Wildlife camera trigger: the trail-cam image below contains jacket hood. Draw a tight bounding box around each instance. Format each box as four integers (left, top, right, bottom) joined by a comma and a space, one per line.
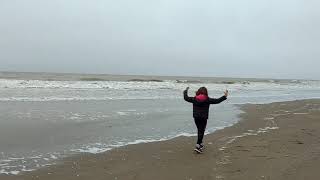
195, 94, 208, 102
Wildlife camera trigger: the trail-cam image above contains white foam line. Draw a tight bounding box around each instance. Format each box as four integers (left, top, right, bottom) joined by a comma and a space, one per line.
277, 109, 286, 112
223, 126, 279, 148
8, 157, 24, 160
116, 111, 129, 116
270, 113, 291, 117
226, 135, 246, 144
126, 110, 137, 112
0, 169, 20, 175
21, 168, 35, 172
1, 165, 18, 168
50, 155, 58, 160
293, 113, 309, 115
41, 163, 54, 167
71, 148, 112, 154
243, 132, 258, 136
29, 156, 42, 159
259, 127, 279, 131
71, 132, 199, 155
0, 160, 12, 163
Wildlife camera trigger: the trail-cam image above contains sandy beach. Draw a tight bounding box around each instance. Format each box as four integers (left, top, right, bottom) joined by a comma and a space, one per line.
2, 99, 320, 180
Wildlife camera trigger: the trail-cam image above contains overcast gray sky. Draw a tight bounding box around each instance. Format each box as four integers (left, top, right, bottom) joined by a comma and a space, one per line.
0, 0, 319, 79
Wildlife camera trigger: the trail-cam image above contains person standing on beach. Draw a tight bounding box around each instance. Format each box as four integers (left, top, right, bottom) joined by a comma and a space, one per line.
184, 87, 228, 153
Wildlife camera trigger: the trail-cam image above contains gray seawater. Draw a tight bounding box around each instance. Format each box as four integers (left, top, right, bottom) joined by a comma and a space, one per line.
0, 72, 320, 174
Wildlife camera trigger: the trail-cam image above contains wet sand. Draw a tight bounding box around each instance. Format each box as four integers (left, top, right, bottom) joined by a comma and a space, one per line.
2, 99, 320, 180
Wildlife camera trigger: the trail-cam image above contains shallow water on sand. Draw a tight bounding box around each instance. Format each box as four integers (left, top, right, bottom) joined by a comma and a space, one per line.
0, 100, 240, 174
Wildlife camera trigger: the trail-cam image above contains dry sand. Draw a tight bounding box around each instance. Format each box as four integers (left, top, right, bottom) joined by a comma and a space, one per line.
2, 99, 320, 180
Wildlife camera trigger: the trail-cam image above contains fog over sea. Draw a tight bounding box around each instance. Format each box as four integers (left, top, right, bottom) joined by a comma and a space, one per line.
1, 72, 320, 175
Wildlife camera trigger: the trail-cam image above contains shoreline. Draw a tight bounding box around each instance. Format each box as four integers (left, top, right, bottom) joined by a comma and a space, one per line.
2, 99, 320, 179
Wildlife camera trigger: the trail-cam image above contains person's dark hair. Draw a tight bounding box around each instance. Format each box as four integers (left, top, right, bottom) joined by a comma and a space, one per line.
196, 87, 208, 96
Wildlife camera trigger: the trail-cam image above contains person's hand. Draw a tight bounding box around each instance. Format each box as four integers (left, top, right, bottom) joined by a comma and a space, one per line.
224, 90, 229, 97
186, 87, 190, 91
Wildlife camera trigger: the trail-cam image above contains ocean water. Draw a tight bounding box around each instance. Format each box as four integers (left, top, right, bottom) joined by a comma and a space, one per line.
0, 72, 320, 175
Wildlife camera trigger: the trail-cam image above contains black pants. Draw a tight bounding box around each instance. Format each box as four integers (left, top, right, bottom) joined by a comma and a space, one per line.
194, 118, 208, 145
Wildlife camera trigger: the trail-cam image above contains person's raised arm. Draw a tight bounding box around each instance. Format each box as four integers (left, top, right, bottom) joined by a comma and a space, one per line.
183, 87, 194, 103
209, 90, 228, 104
